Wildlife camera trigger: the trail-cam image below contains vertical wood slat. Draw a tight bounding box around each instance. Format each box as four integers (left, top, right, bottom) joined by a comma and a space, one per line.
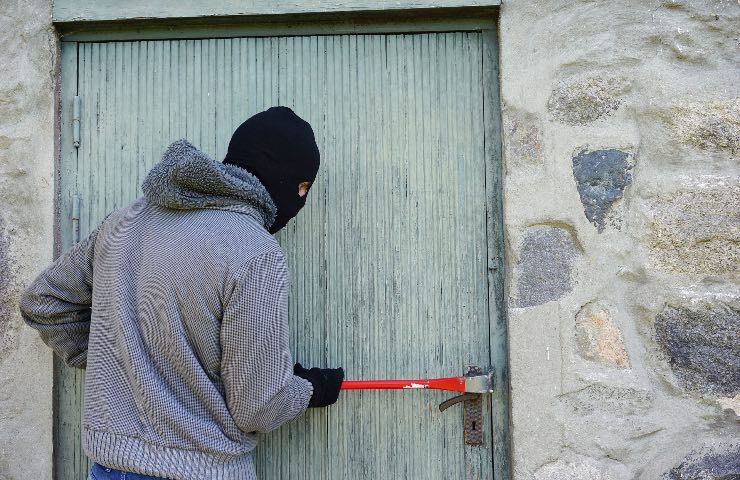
63, 29, 503, 480
482, 26, 511, 480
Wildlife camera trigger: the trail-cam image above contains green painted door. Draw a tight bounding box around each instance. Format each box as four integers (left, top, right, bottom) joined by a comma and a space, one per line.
58, 23, 507, 480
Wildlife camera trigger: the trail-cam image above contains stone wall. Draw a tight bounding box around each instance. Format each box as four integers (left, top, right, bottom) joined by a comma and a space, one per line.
499, 0, 739, 478
0, 0, 58, 478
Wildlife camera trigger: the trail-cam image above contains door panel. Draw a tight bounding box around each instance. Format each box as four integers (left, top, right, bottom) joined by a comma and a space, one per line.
60, 30, 500, 479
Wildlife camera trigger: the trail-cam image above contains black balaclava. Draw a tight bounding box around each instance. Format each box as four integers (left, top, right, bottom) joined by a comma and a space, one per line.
223, 106, 320, 233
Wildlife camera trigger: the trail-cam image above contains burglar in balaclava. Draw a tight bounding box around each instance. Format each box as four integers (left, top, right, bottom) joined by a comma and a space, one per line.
20, 106, 343, 480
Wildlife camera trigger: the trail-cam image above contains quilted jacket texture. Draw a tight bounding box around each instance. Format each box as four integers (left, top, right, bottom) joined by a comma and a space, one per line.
20, 139, 313, 480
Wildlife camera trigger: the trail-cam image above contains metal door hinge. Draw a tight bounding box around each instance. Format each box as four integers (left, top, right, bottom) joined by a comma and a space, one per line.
72, 96, 81, 148
71, 194, 80, 243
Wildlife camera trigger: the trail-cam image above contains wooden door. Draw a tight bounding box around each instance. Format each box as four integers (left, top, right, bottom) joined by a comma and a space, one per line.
58, 22, 507, 480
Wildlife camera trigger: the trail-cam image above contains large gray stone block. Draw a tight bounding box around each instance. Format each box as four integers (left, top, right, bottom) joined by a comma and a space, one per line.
645, 182, 739, 276
572, 148, 634, 232
666, 99, 739, 154
515, 226, 580, 308
663, 443, 740, 480
655, 302, 740, 396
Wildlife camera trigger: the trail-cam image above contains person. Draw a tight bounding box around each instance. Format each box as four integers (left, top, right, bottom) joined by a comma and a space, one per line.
19, 106, 344, 480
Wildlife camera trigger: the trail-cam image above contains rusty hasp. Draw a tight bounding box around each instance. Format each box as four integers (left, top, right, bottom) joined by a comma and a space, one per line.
463, 367, 495, 394
340, 366, 494, 394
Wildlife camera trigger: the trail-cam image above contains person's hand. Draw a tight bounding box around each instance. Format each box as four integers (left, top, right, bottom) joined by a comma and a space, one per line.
294, 363, 344, 408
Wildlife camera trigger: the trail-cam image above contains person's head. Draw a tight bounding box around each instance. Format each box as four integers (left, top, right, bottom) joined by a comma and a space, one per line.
223, 106, 320, 233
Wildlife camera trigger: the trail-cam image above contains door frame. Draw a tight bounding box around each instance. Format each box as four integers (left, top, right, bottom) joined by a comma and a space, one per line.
56, 11, 509, 480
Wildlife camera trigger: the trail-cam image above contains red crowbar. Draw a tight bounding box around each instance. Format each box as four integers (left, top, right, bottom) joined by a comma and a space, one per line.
341, 369, 494, 394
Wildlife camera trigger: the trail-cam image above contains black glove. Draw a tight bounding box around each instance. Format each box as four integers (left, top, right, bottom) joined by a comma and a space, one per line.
294, 363, 344, 408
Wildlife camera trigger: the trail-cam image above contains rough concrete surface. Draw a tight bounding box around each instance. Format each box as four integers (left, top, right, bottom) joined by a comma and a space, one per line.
534, 456, 615, 480
503, 105, 544, 169
560, 383, 653, 416
0, 215, 16, 358
0, 0, 57, 478
501, 0, 740, 478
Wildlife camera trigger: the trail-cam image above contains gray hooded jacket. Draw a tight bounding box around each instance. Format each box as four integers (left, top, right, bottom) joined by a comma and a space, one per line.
19, 139, 313, 480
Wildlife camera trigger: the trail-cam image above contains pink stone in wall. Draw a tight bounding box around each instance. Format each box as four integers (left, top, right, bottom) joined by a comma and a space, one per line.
575, 302, 630, 369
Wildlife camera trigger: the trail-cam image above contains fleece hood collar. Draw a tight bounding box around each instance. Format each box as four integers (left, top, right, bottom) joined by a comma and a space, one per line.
142, 139, 277, 229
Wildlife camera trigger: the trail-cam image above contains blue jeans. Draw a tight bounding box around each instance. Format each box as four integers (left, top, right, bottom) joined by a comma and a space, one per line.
87, 462, 169, 480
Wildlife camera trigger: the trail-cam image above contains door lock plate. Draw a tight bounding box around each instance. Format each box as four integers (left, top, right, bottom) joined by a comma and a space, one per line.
463, 393, 483, 445
463, 366, 484, 445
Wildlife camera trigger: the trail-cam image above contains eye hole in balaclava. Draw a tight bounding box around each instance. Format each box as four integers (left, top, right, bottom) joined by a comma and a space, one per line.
223, 106, 320, 233
298, 181, 312, 198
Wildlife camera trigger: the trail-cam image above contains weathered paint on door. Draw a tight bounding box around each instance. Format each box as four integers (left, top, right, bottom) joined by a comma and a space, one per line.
58, 27, 506, 480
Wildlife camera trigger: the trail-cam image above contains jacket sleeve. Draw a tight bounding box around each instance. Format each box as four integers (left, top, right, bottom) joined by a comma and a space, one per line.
18, 225, 101, 369
220, 249, 313, 434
